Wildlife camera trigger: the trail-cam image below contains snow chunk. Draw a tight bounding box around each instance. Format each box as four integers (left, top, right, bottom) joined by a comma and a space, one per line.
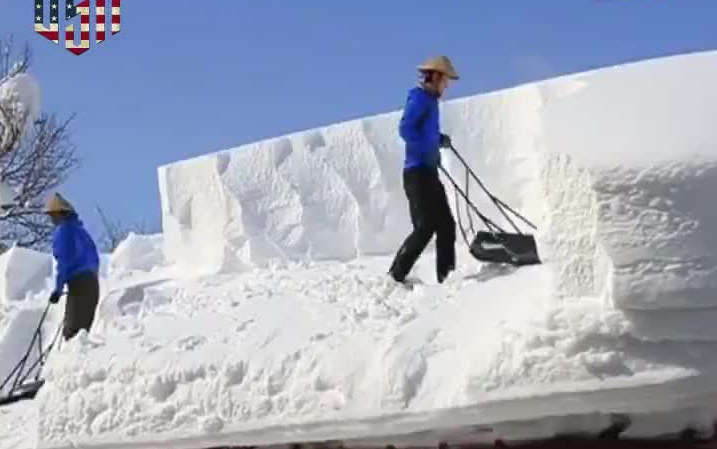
110, 233, 166, 273
0, 72, 41, 142
0, 246, 52, 302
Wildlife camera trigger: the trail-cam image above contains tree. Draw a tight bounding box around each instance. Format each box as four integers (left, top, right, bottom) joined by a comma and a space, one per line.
95, 205, 157, 253
0, 36, 80, 251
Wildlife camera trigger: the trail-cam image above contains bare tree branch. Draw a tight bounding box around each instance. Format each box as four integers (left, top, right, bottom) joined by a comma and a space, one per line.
0, 36, 80, 251
95, 205, 157, 253
0, 35, 31, 81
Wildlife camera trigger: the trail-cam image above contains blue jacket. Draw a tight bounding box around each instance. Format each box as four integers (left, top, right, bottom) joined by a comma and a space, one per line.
398, 86, 441, 169
52, 214, 100, 295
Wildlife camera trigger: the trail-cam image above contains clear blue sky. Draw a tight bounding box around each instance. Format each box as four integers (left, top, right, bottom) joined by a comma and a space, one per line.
1, 0, 715, 238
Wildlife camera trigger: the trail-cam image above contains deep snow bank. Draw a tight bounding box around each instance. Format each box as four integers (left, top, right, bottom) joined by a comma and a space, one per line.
159, 50, 717, 311
33, 258, 717, 449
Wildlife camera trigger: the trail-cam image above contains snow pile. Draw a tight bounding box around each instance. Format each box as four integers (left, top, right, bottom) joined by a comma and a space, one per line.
2, 50, 717, 449
0, 246, 52, 302
110, 232, 167, 274
0, 72, 41, 144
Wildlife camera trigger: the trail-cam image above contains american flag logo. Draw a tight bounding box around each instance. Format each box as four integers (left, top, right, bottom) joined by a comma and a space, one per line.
34, 0, 60, 44
34, 0, 121, 55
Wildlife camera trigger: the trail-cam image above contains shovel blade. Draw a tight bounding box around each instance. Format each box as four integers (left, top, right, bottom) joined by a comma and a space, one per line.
469, 231, 541, 266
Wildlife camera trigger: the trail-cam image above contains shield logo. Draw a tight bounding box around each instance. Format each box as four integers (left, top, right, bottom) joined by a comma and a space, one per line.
34, 0, 121, 56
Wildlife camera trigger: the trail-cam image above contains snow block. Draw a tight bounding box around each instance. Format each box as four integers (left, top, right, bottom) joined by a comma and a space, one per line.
0, 246, 52, 302
158, 50, 717, 312
158, 124, 409, 275
110, 232, 166, 273
0, 72, 42, 142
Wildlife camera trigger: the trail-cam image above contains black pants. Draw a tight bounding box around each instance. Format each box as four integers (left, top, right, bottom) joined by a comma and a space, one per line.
63, 270, 100, 341
389, 166, 456, 283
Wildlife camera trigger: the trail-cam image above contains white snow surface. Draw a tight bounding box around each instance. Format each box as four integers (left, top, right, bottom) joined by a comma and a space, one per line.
0, 246, 52, 302
0, 72, 41, 145
1, 50, 717, 449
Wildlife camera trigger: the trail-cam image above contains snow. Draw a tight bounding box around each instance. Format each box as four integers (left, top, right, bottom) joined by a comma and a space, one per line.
1, 50, 717, 449
0, 72, 41, 144
0, 246, 52, 302
109, 233, 167, 274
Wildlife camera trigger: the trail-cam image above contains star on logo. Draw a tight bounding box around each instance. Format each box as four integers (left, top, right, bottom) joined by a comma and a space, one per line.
67, 3, 72, 9
52, 3, 57, 8
36, 4, 41, 9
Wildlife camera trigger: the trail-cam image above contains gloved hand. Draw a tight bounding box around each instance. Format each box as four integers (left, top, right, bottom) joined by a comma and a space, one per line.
48, 291, 60, 304
439, 133, 452, 149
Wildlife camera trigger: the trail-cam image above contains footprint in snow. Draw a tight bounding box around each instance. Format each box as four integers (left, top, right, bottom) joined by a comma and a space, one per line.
310, 332, 330, 342
176, 335, 207, 352
235, 319, 255, 333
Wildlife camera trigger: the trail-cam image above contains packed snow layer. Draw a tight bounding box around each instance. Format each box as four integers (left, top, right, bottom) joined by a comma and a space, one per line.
33, 257, 717, 449
0, 72, 41, 143
0, 246, 52, 302
158, 50, 717, 313
109, 233, 167, 274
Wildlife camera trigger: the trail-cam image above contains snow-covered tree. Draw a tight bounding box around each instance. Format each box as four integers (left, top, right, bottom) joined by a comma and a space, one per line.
0, 36, 80, 251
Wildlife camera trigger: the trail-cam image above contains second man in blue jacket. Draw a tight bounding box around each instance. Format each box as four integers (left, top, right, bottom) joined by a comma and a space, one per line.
46, 193, 101, 341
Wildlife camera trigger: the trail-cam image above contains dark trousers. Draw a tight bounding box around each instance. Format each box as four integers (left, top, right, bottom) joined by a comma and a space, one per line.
63, 270, 100, 341
389, 166, 456, 283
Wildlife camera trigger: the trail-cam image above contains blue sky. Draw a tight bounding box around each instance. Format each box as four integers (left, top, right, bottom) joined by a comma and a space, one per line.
1, 0, 715, 238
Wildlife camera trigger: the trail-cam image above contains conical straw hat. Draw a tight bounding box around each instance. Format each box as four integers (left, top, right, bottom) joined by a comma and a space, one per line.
417, 55, 459, 80
45, 192, 75, 214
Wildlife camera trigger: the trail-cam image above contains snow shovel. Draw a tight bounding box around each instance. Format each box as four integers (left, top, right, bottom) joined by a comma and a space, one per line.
438, 144, 541, 267
0, 297, 63, 408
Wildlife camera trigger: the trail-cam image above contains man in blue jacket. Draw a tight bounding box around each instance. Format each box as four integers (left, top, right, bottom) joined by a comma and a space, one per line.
45, 193, 101, 341
389, 55, 459, 285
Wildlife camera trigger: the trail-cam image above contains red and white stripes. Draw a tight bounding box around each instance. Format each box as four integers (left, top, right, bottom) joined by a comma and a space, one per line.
65, 0, 90, 55
95, 0, 121, 44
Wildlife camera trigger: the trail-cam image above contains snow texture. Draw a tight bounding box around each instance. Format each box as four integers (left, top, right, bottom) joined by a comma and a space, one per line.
1, 50, 717, 449
109, 233, 167, 274
0, 72, 41, 146
0, 246, 52, 302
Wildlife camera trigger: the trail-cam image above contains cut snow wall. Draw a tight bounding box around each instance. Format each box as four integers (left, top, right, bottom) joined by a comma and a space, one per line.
0, 246, 52, 302
158, 50, 717, 310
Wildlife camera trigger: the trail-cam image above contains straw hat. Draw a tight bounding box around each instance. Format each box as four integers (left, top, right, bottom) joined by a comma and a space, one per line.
45, 193, 75, 214
417, 55, 459, 80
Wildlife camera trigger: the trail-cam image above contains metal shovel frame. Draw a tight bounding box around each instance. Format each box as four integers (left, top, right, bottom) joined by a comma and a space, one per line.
0, 299, 63, 407
439, 144, 541, 266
